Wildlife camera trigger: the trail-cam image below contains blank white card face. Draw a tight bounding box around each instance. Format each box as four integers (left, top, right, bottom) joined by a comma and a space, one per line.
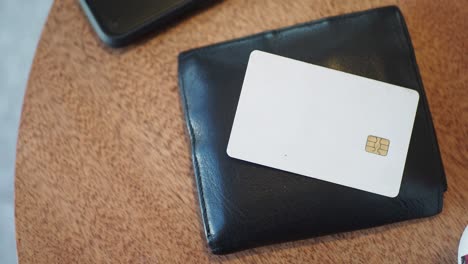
227, 50, 419, 197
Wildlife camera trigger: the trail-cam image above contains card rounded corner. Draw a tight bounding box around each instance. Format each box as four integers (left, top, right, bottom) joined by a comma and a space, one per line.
386, 189, 400, 198
409, 89, 420, 101
226, 146, 235, 158
249, 50, 262, 59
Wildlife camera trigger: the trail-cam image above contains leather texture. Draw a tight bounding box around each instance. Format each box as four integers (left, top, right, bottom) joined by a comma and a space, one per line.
178, 6, 446, 254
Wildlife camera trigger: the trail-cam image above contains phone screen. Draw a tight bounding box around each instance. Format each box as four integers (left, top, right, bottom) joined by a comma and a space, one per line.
86, 0, 191, 35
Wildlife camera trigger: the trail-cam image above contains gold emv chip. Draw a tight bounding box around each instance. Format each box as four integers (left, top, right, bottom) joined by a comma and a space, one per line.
365, 135, 390, 156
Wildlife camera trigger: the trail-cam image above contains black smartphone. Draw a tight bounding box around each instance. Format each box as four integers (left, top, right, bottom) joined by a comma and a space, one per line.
80, 0, 213, 47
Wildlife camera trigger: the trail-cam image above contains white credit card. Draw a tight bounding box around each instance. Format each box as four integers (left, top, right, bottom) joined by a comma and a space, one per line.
227, 50, 419, 197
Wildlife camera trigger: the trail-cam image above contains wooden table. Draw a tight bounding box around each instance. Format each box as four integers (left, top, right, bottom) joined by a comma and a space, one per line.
16, 0, 467, 263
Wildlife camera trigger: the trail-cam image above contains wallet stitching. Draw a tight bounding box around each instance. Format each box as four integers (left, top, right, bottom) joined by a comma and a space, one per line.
393, 11, 445, 212
178, 62, 213, 238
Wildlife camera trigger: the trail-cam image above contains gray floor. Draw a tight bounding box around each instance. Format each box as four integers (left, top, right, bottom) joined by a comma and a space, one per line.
0, 0, 53, 263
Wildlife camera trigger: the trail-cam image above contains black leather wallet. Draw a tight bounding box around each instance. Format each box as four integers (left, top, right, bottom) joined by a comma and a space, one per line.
178, 6, 446, 254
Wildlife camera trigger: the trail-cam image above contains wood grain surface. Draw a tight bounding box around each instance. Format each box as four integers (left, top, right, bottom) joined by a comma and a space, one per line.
16, 0, 467, 263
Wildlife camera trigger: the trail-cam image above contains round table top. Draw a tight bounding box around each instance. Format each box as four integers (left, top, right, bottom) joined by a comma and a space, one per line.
16, 0, 467, 263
